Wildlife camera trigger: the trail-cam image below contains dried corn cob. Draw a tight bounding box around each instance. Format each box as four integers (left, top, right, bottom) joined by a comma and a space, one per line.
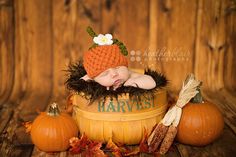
147, 74, 201, 154
147, 123, 168, 152
159, 125, 177, 154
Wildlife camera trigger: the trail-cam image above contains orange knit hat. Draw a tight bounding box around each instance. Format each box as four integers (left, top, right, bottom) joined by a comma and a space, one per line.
83, 45, 128, 78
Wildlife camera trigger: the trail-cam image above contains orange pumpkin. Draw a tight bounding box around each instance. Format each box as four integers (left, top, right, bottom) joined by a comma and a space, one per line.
30, 103, 78, 152
176, 101, 224, 146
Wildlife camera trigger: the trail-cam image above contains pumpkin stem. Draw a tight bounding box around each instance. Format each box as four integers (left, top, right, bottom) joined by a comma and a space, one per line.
190, 82, 203, 103
47, 102, 60, 116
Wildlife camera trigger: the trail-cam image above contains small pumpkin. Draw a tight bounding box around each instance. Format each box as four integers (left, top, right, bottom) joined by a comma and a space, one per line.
30, 103, 78, 152
176, 89, 224, 146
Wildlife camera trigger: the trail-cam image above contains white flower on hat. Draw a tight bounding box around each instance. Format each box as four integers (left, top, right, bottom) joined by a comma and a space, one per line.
93, 34, 113, 46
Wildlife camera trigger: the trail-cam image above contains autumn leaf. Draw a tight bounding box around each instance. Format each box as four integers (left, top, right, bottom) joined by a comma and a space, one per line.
105, 139, 141, 156
22, 121, 32, 133
118, 145, 129, 154
69, 137, 82, 154
69, 134, 107, 156
69, 132, 159, 156
69, 133, 90, 154
124, 146, 140, 156
80, 133, 90, 148
82, 141, 107, 157
106, 138, 122, 157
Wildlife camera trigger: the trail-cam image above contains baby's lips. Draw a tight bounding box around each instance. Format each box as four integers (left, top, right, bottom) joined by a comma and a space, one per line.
113, 79, 120, 85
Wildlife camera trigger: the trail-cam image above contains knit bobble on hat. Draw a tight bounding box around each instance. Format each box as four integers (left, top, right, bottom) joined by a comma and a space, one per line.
83, 45, 128, 78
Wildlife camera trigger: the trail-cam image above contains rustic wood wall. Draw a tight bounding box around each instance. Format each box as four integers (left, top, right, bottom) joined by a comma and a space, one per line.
0, 0, 236, 156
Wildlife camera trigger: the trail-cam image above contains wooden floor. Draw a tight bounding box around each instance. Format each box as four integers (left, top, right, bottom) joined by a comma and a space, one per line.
1, 88, 236, 157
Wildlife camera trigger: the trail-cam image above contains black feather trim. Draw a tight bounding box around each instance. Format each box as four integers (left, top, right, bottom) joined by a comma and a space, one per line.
65, 61, 168, 102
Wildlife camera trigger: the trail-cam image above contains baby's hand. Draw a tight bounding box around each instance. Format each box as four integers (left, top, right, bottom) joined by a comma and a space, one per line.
123, 74, 156, 89
80, 74, 92, 81
123, 78, 138, 88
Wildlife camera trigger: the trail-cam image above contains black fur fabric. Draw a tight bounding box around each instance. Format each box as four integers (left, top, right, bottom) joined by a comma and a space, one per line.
65, 61, 168, 102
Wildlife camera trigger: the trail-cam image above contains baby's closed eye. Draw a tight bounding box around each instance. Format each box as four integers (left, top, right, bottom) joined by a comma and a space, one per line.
99, 71, 109, 77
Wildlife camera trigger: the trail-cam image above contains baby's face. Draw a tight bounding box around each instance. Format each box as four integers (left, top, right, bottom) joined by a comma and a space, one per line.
94, 66, 130, 90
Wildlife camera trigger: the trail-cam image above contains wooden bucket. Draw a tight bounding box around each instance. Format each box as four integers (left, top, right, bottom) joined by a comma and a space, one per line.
72, 89, 167, 145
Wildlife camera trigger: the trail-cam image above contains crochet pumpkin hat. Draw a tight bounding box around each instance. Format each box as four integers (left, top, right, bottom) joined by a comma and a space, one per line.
83, 27, 128, 78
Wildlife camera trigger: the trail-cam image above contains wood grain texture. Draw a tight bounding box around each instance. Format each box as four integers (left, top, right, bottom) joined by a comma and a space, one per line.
155, 0, 197, 91
177, 125, 236, 157
0, 0, 12, 6
0, 3, 14, 106
74, 0, 101, 61
12, 0, 53, 121
111, 0, 149, 69
203, 89, 236, 135
101, 0, 118, 33
194, 0, 229, 91
52, 0, 78, 101
0, 0, 53, 156
224, 0, 236, 91
148, 0, 160, 70
0, 104, 13, 134
0, 102, 34, 156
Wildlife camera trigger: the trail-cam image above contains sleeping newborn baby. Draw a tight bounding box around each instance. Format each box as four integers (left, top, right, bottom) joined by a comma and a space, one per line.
81, 65, 156, 90
80, 31, 156, 90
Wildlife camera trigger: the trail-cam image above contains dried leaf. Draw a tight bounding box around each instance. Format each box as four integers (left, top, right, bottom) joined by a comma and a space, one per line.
69, 134, 89, 154
105, 139, 140, 156
124, 146, 140, 156
115, 143, 129, 154
22, 121, 32, 133
69, 137, 80, 147
69, 134, 107, 156
106, 138, 122, 157
83, 141, 107, 157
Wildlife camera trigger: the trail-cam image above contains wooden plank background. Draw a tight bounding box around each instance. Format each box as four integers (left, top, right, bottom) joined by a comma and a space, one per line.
0, 0, 236, 156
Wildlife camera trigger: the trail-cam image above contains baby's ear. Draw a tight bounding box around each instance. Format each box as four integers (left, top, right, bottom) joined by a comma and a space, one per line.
80, 74, 92, 81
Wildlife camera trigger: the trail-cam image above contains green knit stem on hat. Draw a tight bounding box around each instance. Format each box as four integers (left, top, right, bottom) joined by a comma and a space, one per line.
89, 43, 98, 50
87, 26, 97, 37
113, 39, 128, 56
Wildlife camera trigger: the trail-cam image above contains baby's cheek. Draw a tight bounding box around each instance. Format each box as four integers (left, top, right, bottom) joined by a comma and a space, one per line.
120, 73, 129, 81
118, 68, 129, 80
96, 78, 113, 87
